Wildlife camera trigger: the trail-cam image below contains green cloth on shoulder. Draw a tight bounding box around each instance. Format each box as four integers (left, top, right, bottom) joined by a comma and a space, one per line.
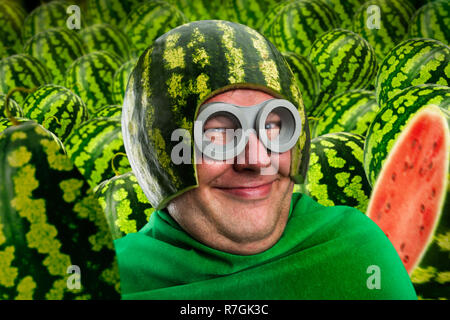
114, 193, 417, 300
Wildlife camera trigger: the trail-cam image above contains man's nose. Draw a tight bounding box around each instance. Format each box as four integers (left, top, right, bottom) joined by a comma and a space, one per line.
234, 131, 272, 171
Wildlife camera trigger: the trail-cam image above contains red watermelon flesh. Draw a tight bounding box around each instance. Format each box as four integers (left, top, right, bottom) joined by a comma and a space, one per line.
367, 106, 449, 274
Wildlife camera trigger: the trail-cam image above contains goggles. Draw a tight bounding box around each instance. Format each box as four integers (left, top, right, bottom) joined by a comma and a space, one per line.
194, 99, 302, 161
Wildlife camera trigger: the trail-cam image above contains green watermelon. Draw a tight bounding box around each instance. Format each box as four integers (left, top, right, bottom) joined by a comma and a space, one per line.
365, 104, 449, 299
0, 94, 23, 118
375, 38, 450, 111
65, 117, 131, 189
168, 0, 223, 20
408, 0, 450, 45
0, 121, 120, 299
308, 29, 378, 117
364, 84, 450, 187
282, 51, 321, 115
86, 0, 139, 27
352, 0, 416, 62
222, 0, 280, 30
112, 58, 137, 105
22, 1, 76, 41
312, 90, 379, 138
94, 171, 154, 240
322, 0, 366, 29
299, 132, 371, 213
92, 105, 122, 119
64, 50, 124, 114
21, 84, 88, 142
0, 54, 51, 105
0, 117, 32, 133
123, 20, 310, 210
125, 0, 188, 58
23, 27, 86, 86
80, 23, 131, 60
0, 1, 26, 58
260, 0, 339, 57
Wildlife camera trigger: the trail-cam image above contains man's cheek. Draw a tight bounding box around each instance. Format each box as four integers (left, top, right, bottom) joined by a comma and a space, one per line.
260, 152, 290, 176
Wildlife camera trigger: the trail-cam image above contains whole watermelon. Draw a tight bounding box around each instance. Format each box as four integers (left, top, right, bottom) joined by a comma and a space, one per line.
94, 171, 154, 240
352, 0, 416, 62
21, 84, 88, 142
260, 0, 339, 57
375, 38, 450, 111
408, 0, 450, 45
125, 0, 188, 58
301, 132, 372, 213
80, 23, 131, 60
64, 50, 124, 114
308, 29, 378, 116
65, 117, 131, 189
23, 27, 86, 86
312, 90, 379, 138
0, 54, 51, 105
0, 121, 120, 299
0, 1, 26, 58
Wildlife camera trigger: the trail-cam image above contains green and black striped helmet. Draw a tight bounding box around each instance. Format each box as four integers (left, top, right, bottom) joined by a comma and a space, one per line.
122, 20, 310, 210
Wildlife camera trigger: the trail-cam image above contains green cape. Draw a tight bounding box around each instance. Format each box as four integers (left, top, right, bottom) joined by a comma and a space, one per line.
114, 193, 417, 300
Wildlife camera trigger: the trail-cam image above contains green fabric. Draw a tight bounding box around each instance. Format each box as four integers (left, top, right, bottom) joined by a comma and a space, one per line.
114, 193, 417, 300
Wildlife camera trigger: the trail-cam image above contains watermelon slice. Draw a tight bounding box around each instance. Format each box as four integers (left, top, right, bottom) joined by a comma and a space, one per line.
366, 105, 449, 299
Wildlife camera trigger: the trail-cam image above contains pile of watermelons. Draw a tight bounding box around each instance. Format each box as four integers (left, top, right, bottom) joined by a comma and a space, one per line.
0, 0, 448, 300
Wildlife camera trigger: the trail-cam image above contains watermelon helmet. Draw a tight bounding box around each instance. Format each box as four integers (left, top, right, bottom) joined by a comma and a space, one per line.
122, 20, 310, 210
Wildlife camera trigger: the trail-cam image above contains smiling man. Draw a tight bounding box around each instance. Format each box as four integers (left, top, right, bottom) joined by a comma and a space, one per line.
116, 20, 416, 300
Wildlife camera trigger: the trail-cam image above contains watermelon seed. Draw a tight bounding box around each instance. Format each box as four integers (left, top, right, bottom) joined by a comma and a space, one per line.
428, 161, 433, 169
400, 243, 405, 252
431, 188, 436, 198
433, 141, 437, 149
403, 255, 409, 263
420, 204, 425, 213
403, 162, 409, 171
419, 225, 425, 234
411, 139, 417, 148
391, 173, 396, 181
385, 202, 391, 212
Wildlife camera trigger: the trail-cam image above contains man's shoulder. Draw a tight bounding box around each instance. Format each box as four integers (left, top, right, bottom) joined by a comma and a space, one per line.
287, 193, 417, 299
290, 193, 387, 243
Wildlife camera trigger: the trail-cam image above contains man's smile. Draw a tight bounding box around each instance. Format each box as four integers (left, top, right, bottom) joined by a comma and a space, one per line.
214, 179, 277, 200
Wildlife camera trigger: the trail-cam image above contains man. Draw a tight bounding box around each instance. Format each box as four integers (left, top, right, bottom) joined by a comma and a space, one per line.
116, 20, 416, 299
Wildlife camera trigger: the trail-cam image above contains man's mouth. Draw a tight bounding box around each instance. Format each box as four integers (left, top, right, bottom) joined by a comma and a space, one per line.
215, 181, 275, 199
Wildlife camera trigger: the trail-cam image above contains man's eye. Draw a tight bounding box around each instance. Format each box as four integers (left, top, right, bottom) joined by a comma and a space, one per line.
265, 122, 281, 140
204, 128, 232, 145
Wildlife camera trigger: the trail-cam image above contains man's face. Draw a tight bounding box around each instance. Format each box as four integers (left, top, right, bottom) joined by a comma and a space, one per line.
167, 89, 294, 255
